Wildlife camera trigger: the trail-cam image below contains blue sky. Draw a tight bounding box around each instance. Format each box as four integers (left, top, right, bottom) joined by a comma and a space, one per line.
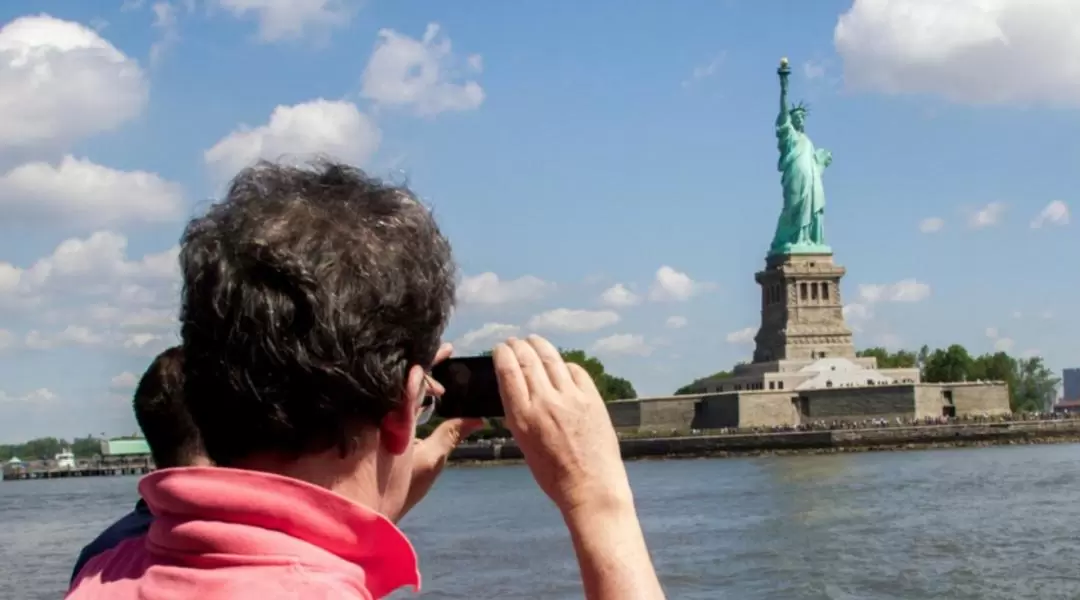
0, 0, 1076, 442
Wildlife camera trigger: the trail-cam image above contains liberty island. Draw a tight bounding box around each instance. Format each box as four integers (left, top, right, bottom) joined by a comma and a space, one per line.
602, 57, 1011, 432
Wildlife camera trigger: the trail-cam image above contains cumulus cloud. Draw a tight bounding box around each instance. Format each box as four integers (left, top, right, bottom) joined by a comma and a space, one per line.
110, 371, 139, 390
0, 15, 148, 151
361, 23, 484, 116
456, 322, 518, 350
968, 202, 1006, 229
599, 283, 640, 308
528, 309, 619, 333
214, 0, 355, 42
985, 326, 1015, 352
590, 333, 652, 357
0, 387, 58, 405
204, 99, 381, 179
919, 217, 944, 233
457, 272, 553, 306
648, 266, 710, 302
665, 316, 688, 329
24, 326, 105, 349
0, 156, 184, 226
857, 279, 931, 304
682, 53, 724, 88
725, 327, 756, 345
835, 0, 1080, 106
1030, 200, 1070, 228
0, 231, 180, 357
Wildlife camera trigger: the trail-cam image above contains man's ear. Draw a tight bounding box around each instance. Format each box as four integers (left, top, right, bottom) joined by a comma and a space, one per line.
380, 364, 424, 455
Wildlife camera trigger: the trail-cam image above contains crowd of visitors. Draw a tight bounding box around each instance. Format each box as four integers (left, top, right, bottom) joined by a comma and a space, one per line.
662, 411, 1078, 437
65, 161, 667, 600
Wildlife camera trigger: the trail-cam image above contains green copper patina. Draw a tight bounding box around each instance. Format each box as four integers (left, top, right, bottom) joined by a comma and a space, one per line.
769, 57, 832, 256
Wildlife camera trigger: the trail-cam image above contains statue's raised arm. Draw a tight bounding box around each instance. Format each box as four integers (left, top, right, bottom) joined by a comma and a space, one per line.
777, 57, 791, 127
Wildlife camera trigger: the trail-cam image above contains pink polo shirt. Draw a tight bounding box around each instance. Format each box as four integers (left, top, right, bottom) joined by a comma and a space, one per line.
66, 467, 421, 599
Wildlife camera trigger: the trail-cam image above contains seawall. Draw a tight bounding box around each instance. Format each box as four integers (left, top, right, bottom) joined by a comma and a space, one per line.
448, 420, 1080, 463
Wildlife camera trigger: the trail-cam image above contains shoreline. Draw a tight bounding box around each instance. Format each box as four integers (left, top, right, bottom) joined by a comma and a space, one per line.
448, 419, 1080, 466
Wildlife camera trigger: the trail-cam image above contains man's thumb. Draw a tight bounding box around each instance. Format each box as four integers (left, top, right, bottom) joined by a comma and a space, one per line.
430, 418, 484, 449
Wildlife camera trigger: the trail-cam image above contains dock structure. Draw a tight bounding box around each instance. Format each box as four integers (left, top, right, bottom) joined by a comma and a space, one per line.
2, 437, 155, 482
2, 464, 151, 481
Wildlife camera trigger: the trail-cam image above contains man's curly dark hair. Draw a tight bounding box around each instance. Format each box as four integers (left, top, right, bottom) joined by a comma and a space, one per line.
179, 160, 456, 465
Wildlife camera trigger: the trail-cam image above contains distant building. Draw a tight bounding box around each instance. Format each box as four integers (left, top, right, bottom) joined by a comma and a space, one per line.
100, 438, 153, 468
1054, 400, 1080, 415
1063, 368, 1080, 402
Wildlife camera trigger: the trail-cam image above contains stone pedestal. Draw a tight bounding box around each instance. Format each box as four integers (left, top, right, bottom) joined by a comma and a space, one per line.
752, 253, 854, 363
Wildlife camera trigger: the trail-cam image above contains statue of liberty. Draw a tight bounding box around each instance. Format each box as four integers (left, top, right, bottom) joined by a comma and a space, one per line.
770, 57, 832, 256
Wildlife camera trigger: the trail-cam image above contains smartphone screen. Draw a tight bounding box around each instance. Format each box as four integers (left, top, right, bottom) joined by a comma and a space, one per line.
431, 356, 505, 418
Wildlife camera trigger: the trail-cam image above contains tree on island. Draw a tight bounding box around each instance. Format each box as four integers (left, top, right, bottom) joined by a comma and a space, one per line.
0, 435, 106, 462
675, 345, 1060, 414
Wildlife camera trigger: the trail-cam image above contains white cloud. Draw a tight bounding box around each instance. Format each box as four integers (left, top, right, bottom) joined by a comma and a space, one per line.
0, 232, 179, 319
648, 266, 709, 302
590, 333, 652, 357
1031, 200, 1070, 228
457, 272, 553, 306
843, 303, 872, 332
857, 279, 931, 304
834, 0, 1080, 106
876, 333, 904, 349
88, 305, 176, 329
122, 331, 174, 356
725, 327, 756, 345
0, 156, 184, 226
599, 283, 640, 308
0, 329, 14, 350
968, 202, 1005, 229
984, 326, 1015, 352
25, 326, 105, 349
204, 99, 381, 179
361, 23, 484, 117
994, 337, 1015, 352
214, 0, 354, 42
149, 1, 181, 63
110, 371, 139, 390
682, 53, 725, 88
457, 322, 519, 350
919, 217, 944, 233
665, 316, 688, 329
803, 60, 826, 80
527, 309, 619, 333
0, 15, 147, 151
0, 388, 58, 404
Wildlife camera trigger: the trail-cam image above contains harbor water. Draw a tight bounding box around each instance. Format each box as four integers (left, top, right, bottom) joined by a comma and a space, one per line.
2, 444, 1079, 599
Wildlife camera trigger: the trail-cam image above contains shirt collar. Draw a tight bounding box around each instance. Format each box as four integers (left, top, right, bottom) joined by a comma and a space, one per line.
139, 466, 420, 597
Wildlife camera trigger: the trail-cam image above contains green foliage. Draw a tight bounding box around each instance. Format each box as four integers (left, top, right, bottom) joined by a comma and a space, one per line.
558, 349, 637, 401
859, 345, 1060, 413
675, 344, 1061, 413
856, 347, 917, 368
0, 435, 105, 462
675, 370, 732, 395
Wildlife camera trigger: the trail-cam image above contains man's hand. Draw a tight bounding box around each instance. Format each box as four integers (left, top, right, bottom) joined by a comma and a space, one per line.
396, 342, 483, 522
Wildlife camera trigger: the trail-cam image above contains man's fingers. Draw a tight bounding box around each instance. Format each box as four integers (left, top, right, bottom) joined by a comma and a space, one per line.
567, 363, 600, 396
425, 417, 484, 452
494, 342, 531, 423
433, 342, 453, 366
526, 335, 574, 391
508, 337, 554, 399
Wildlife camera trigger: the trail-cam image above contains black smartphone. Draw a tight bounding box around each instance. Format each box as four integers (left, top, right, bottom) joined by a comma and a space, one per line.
431, 355, 504, 418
